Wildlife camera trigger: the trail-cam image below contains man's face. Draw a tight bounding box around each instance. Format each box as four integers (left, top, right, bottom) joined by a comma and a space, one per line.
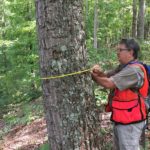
116, 44, 134, 64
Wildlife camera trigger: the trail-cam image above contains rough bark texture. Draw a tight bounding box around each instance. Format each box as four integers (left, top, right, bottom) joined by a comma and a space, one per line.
137, 0, 145, 40
35, 0, 101, 150
132, 0, 137, 38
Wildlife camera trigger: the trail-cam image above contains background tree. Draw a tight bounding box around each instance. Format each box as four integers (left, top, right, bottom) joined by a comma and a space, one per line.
144, 0, 150, 39
137, 0, 145, 40
132, 0, 138, 38
93, 0, 98, 49
35, 0, 101, 149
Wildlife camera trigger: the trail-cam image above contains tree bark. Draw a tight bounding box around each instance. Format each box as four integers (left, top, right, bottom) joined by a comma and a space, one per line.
132, 0, 137, 38
137, 0, 145, 40
35, 0, 101, 150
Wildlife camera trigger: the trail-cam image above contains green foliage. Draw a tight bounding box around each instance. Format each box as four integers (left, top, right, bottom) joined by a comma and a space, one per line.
0, 97, 44, 139
140, 41, 150, 62
0, 0, 149, 112
0, 0, 41, 107
85, 0, 141, 68
87, 44, 117, 67
38, 143, 50, 150
95, 88, 108, 106
4, 98, 43, 125
85, 0, 134, 50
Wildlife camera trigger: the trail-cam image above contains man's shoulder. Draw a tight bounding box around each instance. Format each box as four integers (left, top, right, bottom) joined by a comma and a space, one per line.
127, 64, 144, 75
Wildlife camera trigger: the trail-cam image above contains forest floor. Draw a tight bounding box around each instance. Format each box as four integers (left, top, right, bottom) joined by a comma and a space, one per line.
0, 98, 150, 150
0, 113, 112, 150
0, 118, 47, 150
0, 97, 48, 150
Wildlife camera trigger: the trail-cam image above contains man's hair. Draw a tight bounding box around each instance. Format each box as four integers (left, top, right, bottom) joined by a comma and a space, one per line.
119, 38, 140, 59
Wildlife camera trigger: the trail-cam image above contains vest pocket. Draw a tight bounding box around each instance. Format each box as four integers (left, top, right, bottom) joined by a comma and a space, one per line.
111, 100, 142, 124
112, 99, 138, 110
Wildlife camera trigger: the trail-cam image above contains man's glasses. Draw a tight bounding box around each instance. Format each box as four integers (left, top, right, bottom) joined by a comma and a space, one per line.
116, 48, 129, 52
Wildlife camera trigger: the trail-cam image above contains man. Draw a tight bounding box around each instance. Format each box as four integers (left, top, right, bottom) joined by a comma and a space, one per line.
91, 39, 148, 150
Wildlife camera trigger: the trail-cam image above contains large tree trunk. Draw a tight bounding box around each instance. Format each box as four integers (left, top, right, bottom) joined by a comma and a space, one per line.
35, 0, 101, 150
137, 0, 145, 40
132, 0, 137, 38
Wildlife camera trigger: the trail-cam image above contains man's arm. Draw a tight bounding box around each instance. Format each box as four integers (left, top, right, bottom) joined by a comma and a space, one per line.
91, 72, 116, 89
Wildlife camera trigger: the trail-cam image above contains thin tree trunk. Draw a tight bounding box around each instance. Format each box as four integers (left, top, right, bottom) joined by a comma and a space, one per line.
144, 0, 150, 39
84, 0, 88, 38
1, 0, 7, 74
132, 0, 137, 38
1, 44, 7, 74
137, 0, 145, 40
85, 0, 88, 28
94, 0, 98, 49
35, 0, 101, 149
144, 21, 150, 39
144, 15, 150, 40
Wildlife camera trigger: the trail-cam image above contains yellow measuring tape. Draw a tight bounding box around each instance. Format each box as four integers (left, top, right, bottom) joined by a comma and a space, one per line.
41, 68, 91, 80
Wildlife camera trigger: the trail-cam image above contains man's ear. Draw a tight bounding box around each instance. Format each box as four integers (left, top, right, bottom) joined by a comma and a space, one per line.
130, 49, 134, 57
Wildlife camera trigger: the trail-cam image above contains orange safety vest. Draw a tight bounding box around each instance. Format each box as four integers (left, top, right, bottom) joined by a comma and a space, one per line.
105, 63, 149, 124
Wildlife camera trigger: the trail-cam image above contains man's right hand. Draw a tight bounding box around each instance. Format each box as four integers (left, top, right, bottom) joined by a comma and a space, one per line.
91, 64, 101, 73
91, 65, 106, 77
